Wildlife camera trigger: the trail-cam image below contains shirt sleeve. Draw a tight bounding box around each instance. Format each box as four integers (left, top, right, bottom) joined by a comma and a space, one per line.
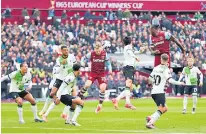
64, 75, 75, 85
164, 68, 172, 80
165, 32, 172, 40
71, 54, 77, 63
8, 71, 17, 80
126, 46, 136, 58
149, 35, 152, 45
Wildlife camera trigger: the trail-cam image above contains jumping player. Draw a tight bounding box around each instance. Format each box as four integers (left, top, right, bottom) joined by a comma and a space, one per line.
179, 56, 203, 114
112, 36, 139, 110
149, 21, 186, 67
146, 54, 185, 129
79, 42, 112, 113
1, 63, 43, 124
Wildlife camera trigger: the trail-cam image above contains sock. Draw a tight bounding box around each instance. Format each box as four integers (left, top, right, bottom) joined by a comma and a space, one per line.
31, 104, 38, 119
17, 105, 24, 121
183, 95, 188, 110
99, 91, 105, 104
192, 95, 197, 109
125, 87, 131, 104
67, 108, 75, 122
44, 102, 56, 116
72, 105, 83, 122
79, 87, 87, 96
149, 110, 162, 124
63, 105, 70, 115
41, 97, 53, 113
116, 90, 126, 101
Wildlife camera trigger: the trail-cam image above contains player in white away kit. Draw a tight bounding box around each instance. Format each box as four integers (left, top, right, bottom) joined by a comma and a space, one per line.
146, 54, 185, 129
1, 63, 43, 124
42, 46, 76, 121
55, 64, 84, 126
179, 56, 203, 114
39, 64, 58, 116
112, 36, 139, 110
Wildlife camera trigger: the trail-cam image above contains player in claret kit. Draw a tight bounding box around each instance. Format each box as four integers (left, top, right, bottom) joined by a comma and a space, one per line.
149, 21, 186, 67
179, 56, 203, 114
1, 63, 43, 124
146, 54, 185, 129
79, 41, 112, 113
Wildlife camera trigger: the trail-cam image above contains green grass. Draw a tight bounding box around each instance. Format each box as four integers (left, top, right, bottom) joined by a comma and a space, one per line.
1, 98, 206, 133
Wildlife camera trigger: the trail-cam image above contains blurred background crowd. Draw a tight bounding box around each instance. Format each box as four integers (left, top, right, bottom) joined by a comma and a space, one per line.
1, 8, 206, 98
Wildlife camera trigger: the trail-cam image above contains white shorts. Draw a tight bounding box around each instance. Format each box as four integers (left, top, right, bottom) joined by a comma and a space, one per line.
49, 78, 56, 89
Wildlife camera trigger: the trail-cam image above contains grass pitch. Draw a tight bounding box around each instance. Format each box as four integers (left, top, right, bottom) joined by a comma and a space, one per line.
1, 98, 206, 133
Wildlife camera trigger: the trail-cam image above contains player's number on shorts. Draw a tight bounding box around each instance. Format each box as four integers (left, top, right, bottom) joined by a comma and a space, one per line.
153, 75, 161, 86
193, 88, 197, 93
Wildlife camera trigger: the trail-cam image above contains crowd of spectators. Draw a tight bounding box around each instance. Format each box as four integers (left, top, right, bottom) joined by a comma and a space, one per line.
1, 10, 206, 97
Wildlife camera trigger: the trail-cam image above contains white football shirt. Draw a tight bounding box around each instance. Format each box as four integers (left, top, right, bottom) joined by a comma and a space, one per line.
55, 54, 76, 80
123, 44, 137, 67
56, 72, 77, 99
150, 64, 172, 94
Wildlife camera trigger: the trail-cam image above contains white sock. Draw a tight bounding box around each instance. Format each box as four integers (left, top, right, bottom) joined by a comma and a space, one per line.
41, 97, 53, 113
116, 90, 126, 101
125, 89, 131, 104
17, 106, 24, 121
72, 105, 83, 122
44, 102, 56, 116
149, 110, 162, 124
67, 108, 74, 122
183, 95, 188, 110
63, 105, 70, 115
31, 105, 38, 119
192, 95, 197, 109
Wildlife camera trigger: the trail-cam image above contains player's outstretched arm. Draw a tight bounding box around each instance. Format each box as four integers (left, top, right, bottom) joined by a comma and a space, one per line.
1, 75, 9, 82
170, 35, 186, 53
1, 71, 16, 82
168, 78, 185, 86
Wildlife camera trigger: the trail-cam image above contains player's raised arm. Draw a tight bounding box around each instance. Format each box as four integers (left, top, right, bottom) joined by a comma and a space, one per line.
80, 52, 91, 67
169, 34, 186, 53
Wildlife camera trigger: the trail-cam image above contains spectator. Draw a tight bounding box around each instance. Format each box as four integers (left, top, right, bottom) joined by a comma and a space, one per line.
3, 7, 11, 18
61, 10, 67, 19
84, 9, 91, 20
48, 7, 55, 18
33, 8, 41, 19
21, 7, 29, 18
123, 9, 132, 19
117, 8, 123, 20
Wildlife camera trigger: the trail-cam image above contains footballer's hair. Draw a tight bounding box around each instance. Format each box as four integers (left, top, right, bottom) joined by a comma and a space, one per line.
73, 64, 81, 71
187, 56, 194, 60
123, 36, 131, 46
161, 53, 169, 61
20, 62, 27, 68
61, 45, 67, 50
